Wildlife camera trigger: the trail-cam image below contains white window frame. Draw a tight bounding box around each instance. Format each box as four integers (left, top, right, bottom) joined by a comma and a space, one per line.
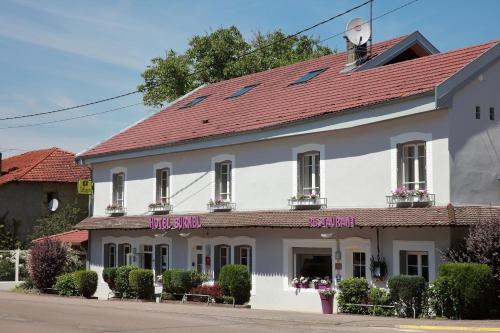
160, 244, 169, 273
292, 144, 326, 198
108, 243, 116, 268
352, 251, 367, 278
122, 243, 131, 266
340, 237, 372, 282
219, 245, 230, 268
390, 133, 432, 192
393, 240, 436, 282
400, 141, 426, 190
406, 251, 429, 280
240, 246, 250, 267
109, 167, 127, 208
152, 162, 173, 205
215, 161, 232, 201
211, 154, 235, 202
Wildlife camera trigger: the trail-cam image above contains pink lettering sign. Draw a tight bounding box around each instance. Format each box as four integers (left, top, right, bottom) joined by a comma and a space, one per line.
149, 216, 202, 230
308, 216, 356, 228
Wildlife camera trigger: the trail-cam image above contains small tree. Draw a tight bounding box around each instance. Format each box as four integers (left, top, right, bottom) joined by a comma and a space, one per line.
30, 203, 86, 240
442, 217, 500, 298
0, 212, 22, 249
28, 239, 67, 290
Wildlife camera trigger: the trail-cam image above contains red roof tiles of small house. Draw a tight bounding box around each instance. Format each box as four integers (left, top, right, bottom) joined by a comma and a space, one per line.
0, 148, 91, 186
79, 34, 499, 158
32, 230, 88, 244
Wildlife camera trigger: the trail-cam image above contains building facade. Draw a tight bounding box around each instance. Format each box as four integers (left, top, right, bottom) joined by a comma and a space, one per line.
76, 32, 500, 313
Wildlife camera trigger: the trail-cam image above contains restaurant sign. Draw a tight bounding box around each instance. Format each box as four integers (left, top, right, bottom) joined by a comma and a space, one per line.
150, 216, 202, 230
308, 216, 356, 228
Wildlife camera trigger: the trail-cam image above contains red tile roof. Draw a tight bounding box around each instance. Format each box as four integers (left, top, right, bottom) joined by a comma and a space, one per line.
80, 35, 499, 159
0, 148, 91, 186
32, 230, 88, 244
74, 205, 500, 230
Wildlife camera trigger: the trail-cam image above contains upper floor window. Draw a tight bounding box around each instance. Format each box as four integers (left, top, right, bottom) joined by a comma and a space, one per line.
112, 172, 125, 207
215, 161, 232, 201
297, 151, 320, 195
398, 142, 426, 190
155, 168, 170, 204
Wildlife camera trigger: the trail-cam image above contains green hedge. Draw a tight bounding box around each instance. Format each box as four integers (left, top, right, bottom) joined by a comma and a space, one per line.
129, 269, 154, 300
73, 271, 98, 298
434, 263, 495, 319
102, 267, 118, 291
115, 266, 139, 298
162, 269, 205, 294
337, 278, 369, 314
388, 275, 426, 318
54, 272, 78, 296
368, 287, 393, 316
218, 265, 251, 305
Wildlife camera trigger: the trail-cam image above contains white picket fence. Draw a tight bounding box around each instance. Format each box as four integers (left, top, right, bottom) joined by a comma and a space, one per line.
0, 249, 27, 290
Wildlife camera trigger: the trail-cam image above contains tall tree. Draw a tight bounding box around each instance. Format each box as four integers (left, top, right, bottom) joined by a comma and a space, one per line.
138, 26, 333, 107
30, 203, 86, 240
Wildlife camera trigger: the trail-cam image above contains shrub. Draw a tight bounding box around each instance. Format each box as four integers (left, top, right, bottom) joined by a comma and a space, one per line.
73, 271, 98, 298
129, 269, 154, 300
54, 273, 78, 296
337, 278, 369, 314
388, 275, 426, 318
115, 265, 139, 298
218, 265, 251, 305
28, 239, 67, 290
102, 267, 118, 291
0, 255, 15, 281
162, 269, 205, 294
434, 263, 495, 319
368, 287, 393, 316
223, 295, 235, 304
190, 284, 224, 303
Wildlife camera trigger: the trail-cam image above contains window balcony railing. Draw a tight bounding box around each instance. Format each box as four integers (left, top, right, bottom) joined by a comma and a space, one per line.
148, 202, 173, 214
207, 200, 236, 212
386, 193, 435, 208
105, 205, 126, 216
288, 196, 327, 210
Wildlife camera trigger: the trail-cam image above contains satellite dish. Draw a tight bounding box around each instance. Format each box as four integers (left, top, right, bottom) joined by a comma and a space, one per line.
346, 18, 371, 46
48, 198, 59, 212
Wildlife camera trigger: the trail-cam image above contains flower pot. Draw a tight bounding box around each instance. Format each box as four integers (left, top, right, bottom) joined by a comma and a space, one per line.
300, 282, 309, 288
396, 201, 412, 208
317, 284, 330, 290
320, 294, 334, 314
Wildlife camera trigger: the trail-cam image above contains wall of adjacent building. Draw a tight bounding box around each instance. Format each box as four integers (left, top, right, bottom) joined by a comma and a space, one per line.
449, 60, 500, 206
91, 107, 450, 216
89, 226, 451, 313
0, 181, 88, 244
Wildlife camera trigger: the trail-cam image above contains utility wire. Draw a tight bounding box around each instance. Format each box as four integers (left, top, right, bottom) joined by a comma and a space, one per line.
2, 1, 370, 122
320, 0, 420, 44
0, 91, 139, 121
0, 102, 144, 130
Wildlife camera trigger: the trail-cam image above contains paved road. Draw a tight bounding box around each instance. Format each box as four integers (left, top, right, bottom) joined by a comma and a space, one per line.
1, 292, 500, 333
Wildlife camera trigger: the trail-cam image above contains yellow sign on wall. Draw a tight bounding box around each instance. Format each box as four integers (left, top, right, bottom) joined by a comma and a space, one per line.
77, 180, 93, 195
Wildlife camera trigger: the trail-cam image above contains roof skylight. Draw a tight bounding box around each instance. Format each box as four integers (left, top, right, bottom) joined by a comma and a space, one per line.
291, 68, 327, 85
180, 95, 208, 108
228, 84, 258, 98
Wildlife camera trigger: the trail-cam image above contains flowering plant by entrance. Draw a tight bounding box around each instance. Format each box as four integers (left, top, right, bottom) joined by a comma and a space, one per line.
292, 276, 310, 288
318, 288, 336, 296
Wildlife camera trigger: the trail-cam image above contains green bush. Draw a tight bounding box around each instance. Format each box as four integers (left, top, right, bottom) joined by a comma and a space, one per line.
434, 263, 495, 319
337, 278, 369, 314
388, 275, 426, 318
115, 265, 139, 298
162, 269, 205, 294
129, 269, 154, 300
73, 271, 98, 298
368, 287, 393, 316
102, 267, 118, 291
218, 265, 251, 305
54, 273, 78, 296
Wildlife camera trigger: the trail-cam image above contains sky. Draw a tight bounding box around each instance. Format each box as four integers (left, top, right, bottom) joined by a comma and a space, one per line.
1, 0, 499, 158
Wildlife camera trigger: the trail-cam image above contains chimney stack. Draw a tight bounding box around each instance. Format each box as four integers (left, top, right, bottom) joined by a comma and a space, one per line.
345, 36, 367, 67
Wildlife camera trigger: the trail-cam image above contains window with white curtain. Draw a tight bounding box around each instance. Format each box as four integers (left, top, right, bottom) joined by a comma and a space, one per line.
155, 168, 170, 204
112, 172, 125, 207
297, 151, 320, 195
215, 161, 232, 200
398, 142, 426, 190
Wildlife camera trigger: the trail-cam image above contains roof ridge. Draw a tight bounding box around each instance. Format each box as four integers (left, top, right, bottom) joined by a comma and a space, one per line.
17, 147, 58, 181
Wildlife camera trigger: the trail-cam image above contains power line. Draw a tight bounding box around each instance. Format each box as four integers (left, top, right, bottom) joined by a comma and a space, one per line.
2, 1, 370, 122
320, 0, 420, 44
0, 91, 139, 122
0, 102, 144, 130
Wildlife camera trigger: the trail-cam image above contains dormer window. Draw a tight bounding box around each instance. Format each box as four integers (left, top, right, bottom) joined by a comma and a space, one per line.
180, 95, 208, 109
291, 68, 327, 85
228, 84, 257, 98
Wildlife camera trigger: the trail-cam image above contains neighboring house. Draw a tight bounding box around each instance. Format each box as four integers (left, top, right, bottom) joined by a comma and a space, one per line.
0, 148, 91, 243
75, 31, 500, 313
32, 230, 88, 251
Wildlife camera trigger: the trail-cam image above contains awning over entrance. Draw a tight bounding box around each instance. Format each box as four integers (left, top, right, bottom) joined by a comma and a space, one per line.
74, 204, 499, 230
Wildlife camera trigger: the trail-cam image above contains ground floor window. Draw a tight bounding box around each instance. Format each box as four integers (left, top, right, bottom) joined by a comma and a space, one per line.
235, 245, 252, 273
293, 247, 332, 279
352, 252, 366, 278
118, 243, 131, 266
104, 243, 116, 268
400, 250, 429, 281
155, 244, 169, 276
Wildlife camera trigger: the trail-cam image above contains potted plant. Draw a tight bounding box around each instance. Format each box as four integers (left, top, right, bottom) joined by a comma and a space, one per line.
318, 288, 336, 314
391, 187, 412, 208
148, 202, 172, 214
411, 188, 430, 207
291, 277, 300, 288
288, 193, 326, 210
105, 204, 125, 215
207, 198, 234, 212
313, 277, 331, 289
299, 276, 310, 288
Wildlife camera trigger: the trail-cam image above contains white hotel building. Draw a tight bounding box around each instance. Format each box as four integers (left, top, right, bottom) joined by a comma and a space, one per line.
76, 32, 500, 313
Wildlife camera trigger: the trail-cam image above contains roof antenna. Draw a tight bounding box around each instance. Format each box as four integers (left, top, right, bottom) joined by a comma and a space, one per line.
369, 0, 373, 58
